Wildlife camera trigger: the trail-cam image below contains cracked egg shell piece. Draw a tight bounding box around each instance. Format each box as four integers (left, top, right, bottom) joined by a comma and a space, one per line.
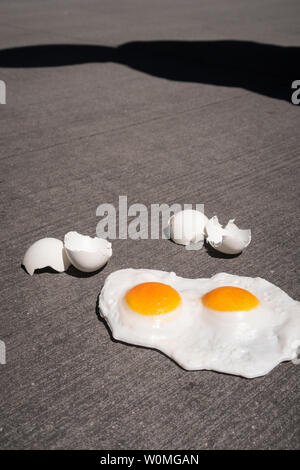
99, 269, 300, 378
206, 216, 251, 255
23, 237, 71, 275
64, 231, 112, 273
169, 209, 208, 246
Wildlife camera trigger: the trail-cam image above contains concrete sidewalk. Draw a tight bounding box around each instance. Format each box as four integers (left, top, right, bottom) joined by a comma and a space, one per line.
0, 0, 299, 449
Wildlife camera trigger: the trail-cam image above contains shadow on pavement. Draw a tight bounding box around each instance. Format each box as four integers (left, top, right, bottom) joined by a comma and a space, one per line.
0, 40, 299, 101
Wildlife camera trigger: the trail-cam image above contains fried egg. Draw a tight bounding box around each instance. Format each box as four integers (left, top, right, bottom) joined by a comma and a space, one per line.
99, 269, 300, 378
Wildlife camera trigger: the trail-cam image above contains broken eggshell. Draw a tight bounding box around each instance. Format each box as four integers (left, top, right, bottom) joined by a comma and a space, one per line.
169, 209, 208, 246
205, 216, 251, 255
64, 231, 112, 273
23, 238, 71, 275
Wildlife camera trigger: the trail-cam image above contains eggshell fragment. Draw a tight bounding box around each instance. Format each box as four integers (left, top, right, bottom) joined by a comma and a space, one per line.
169, 209, 208, 246
23, 238, 71, 275
64, 231, 112, 273
206, 216, 251, 255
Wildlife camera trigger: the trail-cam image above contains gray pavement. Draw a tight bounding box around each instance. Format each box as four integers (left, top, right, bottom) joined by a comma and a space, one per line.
0, 0, 299, 450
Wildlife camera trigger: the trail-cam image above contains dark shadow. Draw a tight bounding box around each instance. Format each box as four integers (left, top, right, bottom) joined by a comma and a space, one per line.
0, 44, 113, 67
204, 240, 242, 259
21, 262, 107, 277
21, 264, 58, 275
0, 40, 299, 101
65, 263, 107, 278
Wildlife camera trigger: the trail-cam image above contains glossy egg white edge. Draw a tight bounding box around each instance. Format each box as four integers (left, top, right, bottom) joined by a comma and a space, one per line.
23, 238, 71, 275
64, 231, 112, 273
99, 269, 300, 378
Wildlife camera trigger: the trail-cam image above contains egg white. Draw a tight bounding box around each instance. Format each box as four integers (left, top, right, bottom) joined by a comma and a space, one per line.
99, 269, 300, 378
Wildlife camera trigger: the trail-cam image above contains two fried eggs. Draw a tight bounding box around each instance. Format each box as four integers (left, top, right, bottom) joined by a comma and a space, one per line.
99, 269, 300, 378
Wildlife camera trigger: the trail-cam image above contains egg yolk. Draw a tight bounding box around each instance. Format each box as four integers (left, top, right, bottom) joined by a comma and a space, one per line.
125, 282, 181, 316
202, 286, 259, 312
